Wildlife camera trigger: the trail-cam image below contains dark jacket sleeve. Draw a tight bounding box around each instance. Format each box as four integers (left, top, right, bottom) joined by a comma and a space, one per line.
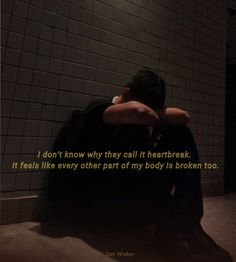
83, 99, 113, 126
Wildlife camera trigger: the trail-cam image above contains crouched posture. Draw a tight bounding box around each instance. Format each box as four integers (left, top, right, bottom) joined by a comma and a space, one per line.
82, 101, 203, 225
49, 70, 232, 262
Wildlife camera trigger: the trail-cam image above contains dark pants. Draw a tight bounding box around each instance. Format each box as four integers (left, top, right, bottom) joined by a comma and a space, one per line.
159, 125, 203, 225
106, 124, 204, 225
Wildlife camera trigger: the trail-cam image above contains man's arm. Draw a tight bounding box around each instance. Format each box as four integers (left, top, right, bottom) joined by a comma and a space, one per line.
103, 101, 160, 126
103, 101, 190, 126
157, 107, 191, 126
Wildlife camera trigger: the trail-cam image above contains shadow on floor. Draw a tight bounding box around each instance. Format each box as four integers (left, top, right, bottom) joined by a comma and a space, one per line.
30, 203, 233, 262
32, 206, 166, 262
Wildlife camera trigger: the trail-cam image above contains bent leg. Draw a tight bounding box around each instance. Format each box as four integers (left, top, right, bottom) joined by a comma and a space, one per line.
158, 125, 203, 224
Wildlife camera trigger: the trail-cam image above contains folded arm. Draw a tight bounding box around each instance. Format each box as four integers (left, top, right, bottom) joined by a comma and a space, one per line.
103, 101, 160, 126
157, 107, 191, 126
102, 101, 191, 126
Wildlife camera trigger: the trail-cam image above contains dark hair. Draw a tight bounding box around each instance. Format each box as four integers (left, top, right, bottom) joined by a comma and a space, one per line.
127, 69, 166, 109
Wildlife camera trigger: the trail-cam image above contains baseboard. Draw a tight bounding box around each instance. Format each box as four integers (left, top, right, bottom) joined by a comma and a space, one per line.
0, 194, 49, 224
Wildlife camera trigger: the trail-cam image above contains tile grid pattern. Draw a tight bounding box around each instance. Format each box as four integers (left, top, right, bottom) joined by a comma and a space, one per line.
1, 0, 227, 198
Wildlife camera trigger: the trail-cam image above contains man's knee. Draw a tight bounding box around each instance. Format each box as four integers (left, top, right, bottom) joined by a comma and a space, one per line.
165, 125, 194, 140
161, 125, 198, 160
160, 125, 195, 148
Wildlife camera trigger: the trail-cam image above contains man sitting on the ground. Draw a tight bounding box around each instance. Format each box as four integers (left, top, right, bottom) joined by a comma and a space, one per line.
49, 69, 232, 262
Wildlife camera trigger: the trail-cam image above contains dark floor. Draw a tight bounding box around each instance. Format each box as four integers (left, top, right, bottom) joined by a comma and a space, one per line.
0, 194, 236, 262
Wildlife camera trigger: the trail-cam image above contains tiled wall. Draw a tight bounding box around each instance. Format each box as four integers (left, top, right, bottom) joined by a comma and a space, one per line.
227, 0, 236, 65
1, 0, 227, 223
226, 1, 236, 192
228, 13, 236, 64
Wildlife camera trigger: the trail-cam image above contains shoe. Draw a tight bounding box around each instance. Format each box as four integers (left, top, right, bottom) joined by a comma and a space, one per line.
153, 223, 233, 262
153, 227, 201, 261
185, 224, 233, 262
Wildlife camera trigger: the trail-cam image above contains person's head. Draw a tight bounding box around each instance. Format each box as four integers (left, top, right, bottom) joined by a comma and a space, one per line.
121, 69, 166, 110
